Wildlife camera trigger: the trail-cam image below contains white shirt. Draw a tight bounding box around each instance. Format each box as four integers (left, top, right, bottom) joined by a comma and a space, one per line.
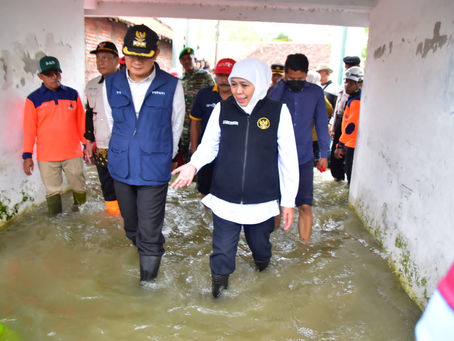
103, 66, 185, 158
189, 102, 299, 225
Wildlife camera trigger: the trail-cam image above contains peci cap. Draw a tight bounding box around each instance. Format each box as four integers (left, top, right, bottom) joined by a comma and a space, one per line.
343, 56, 361, 67
214, 58, 236, 75
316, 64, 333, 73
38, 56, 62, 74
123, 24, 159, 58
271, 63, 284, 75
90, 41, 119, 56
179, 47, 194, 59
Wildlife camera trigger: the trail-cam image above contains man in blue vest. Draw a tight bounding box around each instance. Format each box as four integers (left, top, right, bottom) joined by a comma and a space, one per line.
104, 24, 185, 287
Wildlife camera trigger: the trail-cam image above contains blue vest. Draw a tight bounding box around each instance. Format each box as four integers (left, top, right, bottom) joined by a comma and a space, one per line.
210, 97, 281, 204
105, 64, 178, 185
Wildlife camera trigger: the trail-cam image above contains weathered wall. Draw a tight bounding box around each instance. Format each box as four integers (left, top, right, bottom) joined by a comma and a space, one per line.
350, 0, 454, 308
0, 0, 85, 224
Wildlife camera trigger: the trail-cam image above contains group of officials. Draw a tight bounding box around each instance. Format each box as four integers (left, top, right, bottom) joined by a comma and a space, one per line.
22, 24, 364, 298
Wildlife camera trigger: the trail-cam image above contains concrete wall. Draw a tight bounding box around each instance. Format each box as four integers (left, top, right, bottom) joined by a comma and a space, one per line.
350, 0, 454, 308
0, 0, 85, 224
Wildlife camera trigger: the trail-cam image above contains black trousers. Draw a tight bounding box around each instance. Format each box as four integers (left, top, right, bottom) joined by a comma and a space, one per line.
330, 115, 345, 181
96, 164, 116, 201
114, 180, 168, 256
344, 147, 355, 184
210, 214, 274, 276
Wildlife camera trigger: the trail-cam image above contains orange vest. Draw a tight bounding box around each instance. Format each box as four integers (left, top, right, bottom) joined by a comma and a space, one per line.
339, 90, 361, 148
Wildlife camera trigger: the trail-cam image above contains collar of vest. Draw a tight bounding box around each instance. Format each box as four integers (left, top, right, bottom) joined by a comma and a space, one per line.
114, 63, 168, 97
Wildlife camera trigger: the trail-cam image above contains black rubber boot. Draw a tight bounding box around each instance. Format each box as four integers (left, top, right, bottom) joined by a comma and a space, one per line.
139, 255, 161, 286
46, 194, 62, 217
255, 261, 269, 272
212, 273, 229, 298
72, 191, 87, 211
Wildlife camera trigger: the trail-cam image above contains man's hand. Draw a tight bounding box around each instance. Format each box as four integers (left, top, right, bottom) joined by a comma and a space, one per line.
170, 164, 197, 189
84, 141, 95, 164
316, 158, 328, 172
334, 148, 345, 159
282, 207, 294, 231
23, 158, 34, 176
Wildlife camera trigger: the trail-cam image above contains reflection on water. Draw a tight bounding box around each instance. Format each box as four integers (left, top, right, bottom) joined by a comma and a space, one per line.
0, 167, 420, 340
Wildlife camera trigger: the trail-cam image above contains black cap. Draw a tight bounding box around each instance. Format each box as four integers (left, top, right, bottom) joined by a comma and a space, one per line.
271, 63, 284, 75
123, 24, 159, 58
343, 56, 361, 67
90, 41, 119, 56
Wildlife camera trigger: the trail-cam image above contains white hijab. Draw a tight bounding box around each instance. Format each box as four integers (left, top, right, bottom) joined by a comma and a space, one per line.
228, 58, 271, 114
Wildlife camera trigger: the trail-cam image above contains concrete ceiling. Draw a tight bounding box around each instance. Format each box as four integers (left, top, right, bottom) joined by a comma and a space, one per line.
84, 0, 376, 27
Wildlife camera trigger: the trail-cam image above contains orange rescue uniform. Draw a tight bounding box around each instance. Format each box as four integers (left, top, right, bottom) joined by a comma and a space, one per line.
339, 90, 361, 149
23, 84, 86, 161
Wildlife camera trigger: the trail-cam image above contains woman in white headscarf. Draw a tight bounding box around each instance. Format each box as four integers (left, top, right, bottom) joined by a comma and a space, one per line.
171, 58, 299, 298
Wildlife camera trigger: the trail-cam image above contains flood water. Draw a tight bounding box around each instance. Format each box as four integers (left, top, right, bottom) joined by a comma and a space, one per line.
0, 166, 421, 340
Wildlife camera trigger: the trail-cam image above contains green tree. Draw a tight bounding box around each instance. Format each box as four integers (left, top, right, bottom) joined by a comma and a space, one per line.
273, 33, 292, 42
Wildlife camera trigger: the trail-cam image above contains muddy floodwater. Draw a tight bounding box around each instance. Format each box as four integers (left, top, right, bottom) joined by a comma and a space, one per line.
0, 167, 421, 340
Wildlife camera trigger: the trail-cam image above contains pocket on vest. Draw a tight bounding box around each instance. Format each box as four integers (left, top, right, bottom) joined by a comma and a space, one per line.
110, 95, 130, 122
108, 139, 129, 178
140, 150, 171, 182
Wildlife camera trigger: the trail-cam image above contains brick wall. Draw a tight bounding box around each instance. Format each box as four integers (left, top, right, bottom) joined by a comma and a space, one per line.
85, 17, 173, 84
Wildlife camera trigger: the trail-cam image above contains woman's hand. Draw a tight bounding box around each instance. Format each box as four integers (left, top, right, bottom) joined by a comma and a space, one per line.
170, 164, 197, 189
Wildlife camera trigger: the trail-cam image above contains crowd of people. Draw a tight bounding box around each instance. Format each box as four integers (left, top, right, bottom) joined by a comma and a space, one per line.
20, 22, 453, 338
21, 23, 366, 295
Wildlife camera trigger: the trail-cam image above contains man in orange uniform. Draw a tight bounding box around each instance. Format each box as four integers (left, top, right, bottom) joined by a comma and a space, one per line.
22, 56, 86, 216
334, 66, 363, 184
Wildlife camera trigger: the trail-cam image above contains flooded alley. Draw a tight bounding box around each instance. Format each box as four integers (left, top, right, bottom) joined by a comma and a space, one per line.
0, 167, 421, 340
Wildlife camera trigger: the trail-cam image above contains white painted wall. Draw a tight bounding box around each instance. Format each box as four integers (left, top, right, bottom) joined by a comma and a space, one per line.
0, 0, 85, 223
350, 0, 454, 307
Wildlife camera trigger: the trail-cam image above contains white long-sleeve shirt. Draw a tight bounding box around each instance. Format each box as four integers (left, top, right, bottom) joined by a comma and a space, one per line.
103, 66, 185, 158
189, 102, 299, 225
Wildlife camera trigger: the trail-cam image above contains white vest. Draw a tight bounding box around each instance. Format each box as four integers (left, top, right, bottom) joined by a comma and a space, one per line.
85, 75, 113, 149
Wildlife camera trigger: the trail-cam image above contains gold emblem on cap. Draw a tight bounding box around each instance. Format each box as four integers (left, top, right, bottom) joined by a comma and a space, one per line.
133, 31, 147, 48
257, 117, 270, 130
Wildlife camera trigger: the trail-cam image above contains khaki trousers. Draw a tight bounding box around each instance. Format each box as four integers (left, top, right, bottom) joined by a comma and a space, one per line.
38, 157, 86, 197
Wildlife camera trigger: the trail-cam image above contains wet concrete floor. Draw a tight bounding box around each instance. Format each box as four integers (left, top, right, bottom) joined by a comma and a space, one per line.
0, 167, 421, 340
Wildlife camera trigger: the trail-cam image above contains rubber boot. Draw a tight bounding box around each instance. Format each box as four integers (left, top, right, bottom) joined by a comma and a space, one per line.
72, 191, 87, 212
139, 255, 161, 286
212, 273, 229, 298
46, 194, 62, 217
105, 200, 121, 215
255, 261, 269, 272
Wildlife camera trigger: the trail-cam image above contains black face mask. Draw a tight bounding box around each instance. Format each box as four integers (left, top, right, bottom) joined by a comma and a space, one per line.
286, 80, 305, 92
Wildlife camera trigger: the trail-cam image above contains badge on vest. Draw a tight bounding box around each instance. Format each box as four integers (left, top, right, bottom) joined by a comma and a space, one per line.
257, 117, 270, 130
222, 120, 238, 126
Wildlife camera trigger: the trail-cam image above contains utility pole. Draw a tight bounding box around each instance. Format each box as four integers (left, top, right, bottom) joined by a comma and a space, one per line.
214, 20, 220, 66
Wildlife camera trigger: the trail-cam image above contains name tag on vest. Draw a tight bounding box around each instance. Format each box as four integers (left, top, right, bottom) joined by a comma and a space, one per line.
222, 120, 239, 126
152, 91, 166, 95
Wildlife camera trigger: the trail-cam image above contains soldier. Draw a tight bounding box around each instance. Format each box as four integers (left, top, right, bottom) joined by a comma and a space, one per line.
176, 47, 214, 167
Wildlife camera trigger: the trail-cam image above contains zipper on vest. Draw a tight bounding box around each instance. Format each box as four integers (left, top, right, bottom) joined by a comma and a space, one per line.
240, 115, 250, 204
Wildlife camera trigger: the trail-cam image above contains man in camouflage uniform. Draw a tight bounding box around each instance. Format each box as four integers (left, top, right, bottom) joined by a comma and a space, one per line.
176, 47, 214, 166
